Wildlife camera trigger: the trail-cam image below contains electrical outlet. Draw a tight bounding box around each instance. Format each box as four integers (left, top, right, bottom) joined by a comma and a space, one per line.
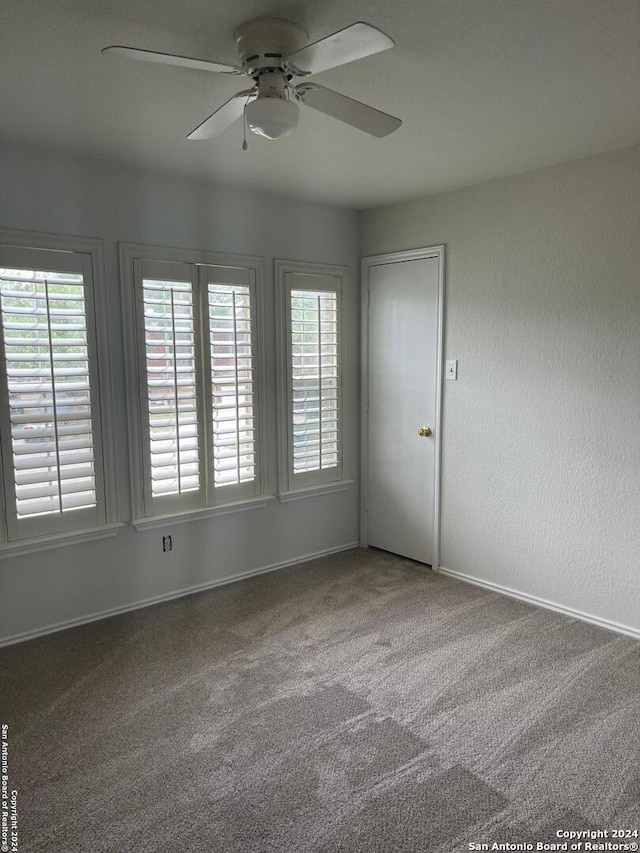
162, 535, 172, 553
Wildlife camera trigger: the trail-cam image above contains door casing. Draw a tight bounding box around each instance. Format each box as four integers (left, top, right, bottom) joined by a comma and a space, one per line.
360, 245, 445, 569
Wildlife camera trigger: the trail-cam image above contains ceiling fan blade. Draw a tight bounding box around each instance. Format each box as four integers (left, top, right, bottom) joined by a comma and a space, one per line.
296, 84, 401, 138
102, 45, 244, 76
285, 22, 393, 76
187, 90, 255, 140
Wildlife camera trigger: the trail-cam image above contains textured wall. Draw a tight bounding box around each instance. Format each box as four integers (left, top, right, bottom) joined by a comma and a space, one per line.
361, 145, 640, 633
0, 143, 360, 643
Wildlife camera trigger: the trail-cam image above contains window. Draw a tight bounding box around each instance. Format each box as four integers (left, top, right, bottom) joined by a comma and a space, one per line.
121, 245, 265, 522
276, 260, 347, 495
0, 233, 115, 543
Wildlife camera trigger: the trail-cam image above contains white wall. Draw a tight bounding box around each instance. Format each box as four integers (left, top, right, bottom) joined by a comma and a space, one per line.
0, 143, 360, 644
361, 145, 640, 634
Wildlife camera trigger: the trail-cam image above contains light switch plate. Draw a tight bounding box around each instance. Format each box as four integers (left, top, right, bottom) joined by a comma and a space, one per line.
446, 359, 458, 380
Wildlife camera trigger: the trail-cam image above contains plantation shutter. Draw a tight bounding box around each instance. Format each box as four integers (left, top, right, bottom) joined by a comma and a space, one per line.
284, 269, 343, 489
0, 246, 104, 540
136, 259, 203, 514
200, 265, 259, 500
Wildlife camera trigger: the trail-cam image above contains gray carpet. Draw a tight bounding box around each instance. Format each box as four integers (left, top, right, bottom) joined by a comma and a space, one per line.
2, 548, 639, 852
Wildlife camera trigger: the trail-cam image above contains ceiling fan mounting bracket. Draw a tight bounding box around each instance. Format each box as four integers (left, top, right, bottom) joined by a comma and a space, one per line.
234, 18, 308, 77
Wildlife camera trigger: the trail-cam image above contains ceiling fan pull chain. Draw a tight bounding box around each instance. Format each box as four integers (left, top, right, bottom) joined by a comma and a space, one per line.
242, 102, 249, 151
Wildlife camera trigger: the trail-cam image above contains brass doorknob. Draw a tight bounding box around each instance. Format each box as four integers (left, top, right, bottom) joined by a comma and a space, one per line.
418, 426, 432, 437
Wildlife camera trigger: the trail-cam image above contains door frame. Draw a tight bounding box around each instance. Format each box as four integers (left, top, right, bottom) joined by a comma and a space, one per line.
360, 245, 445, 569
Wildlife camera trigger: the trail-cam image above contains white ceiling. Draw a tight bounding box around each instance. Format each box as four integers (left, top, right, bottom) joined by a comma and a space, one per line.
2, 0, 639, 208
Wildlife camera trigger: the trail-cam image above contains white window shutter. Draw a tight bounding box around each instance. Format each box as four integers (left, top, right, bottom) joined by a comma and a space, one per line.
201, 265, 259, 500
276, 261, 346, 494
0, 244, 106, 541
138, 262, 202, 510
290, 289, 339, 473
208, 284, 256, 486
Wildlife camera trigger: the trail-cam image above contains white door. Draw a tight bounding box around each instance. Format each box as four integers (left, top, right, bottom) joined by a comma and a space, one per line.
363, 249, 443, 565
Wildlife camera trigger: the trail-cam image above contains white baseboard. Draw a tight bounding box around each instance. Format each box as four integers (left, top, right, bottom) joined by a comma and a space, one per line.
0, 541, 361, 649
438, 566, 640, 642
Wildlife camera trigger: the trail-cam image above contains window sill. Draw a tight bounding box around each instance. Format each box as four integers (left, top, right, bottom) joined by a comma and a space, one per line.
0, 523, 124, 559
278, 480, 355, 503
131, 496, 274, 531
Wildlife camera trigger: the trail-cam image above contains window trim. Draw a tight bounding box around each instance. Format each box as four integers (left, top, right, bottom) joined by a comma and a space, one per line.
0, 228, 118, 544
119, 242, 267, 522
0, 523, 124, 559
130, 495, 274, 532
275, 258, 349, 497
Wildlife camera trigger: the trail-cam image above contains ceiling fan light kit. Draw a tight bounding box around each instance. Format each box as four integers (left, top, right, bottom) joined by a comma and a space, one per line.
102, 17, 402, 144
245, 96, 299, 140
245, 73, 299, 139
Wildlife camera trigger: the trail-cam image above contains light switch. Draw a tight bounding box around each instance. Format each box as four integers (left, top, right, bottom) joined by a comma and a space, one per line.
446, 359, 458, 380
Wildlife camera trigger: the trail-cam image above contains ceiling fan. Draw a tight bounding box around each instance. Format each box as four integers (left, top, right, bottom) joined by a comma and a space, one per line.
102, 18, 402, 143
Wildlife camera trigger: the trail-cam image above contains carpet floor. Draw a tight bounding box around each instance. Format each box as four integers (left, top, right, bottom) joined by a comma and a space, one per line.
2, 547, 639, 852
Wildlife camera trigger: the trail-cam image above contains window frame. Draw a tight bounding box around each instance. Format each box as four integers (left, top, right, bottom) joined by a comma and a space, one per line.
0, 228, 118, 549
119, 242, 268, 525
275, 259, 349, 499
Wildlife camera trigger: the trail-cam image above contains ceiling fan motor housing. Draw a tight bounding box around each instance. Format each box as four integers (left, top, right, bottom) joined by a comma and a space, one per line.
234, 18, 308, 77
